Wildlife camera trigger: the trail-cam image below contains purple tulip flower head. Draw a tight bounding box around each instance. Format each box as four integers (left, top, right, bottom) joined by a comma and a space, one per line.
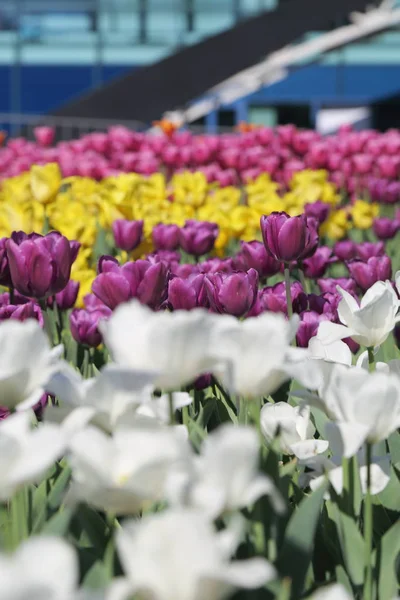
260, 212, 319, 263
152, 224, 180, 251
297, 311, 329, 348
0, 238, 12, 287
238, 241, 281, 277
372, 217, 399, 240
317, 277, 358, 296
168, 273, 208, 311
54, 279, 80, 310
302, 246, 336, 279
205, 269, 259, 317
304, 201, 330, 224
70, 307, 111, 347
347, 256, 392, 292
6, 231, 75, 298
355, 241, 385, 261
112, 219, 143, 252
179, 220, 219, 257
333, 240, 356, 262
0, 301, 43, 326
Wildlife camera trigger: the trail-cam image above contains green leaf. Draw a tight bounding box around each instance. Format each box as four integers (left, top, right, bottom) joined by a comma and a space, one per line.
373, 467, 400, 512
41, 507, 74, 536
376, 518, 400, 600
82, 559, 111, 589
388, 431, 400, 467
74, 505, 109, 549
278, 481, 328, 598
327, 501, 364, 586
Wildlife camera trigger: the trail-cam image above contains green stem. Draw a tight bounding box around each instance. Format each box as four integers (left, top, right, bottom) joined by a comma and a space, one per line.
367, 347, 375, 373
284, 266, 293, 319
298, 264, 310, 294
182, 405, 189, 429
363, 443, 373, 600
168, 392, 176, 426
238, 398, 248, 425
277, 577, 292, 600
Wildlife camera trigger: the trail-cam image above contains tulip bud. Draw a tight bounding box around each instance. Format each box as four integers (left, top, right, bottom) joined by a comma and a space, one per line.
238, 241, 281, 277
205, 269, 258, 317
0, 301, 43, 325
168, 274, 207, 311
304, 201, 330, 224
152, 224, 180, 251
179, 220, 219, 257
260, 212, 319, 263
302, 247, 336, 279
373, 217, 399, 240
54, 280, 80, 310
297, 311, 328, 348
6, 231, 75, 298
70, 307, 111, 347
112, 219, 143, 252
347, 256, 392, 292
317, 277, 357, 296
333, 240, 356, 262
355, 241, 385, 261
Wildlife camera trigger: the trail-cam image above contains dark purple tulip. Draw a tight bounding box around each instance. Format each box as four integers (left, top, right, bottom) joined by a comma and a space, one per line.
347, 256, 392, 292
193, 373, 212, 390
394, 324, 400, 349
297, 311, 328, 348
333, 240, 356, 262
70, 307, 111, 347
238, 241, 281, 277
54, 280, 80, 310
147, 250, 181, 267
372, 217, 399, 240
0, 301, 43, 326
0, 238, 12, 287
355, 241, 385, 261
112, 219, 143, 252
179, 220, 219, 256
199, 257, 235, 274
6, 231, 74, 298
302, 246, 336, 279
168, 274, 207, 311
304, 201, 330, 224
260, 212, 319, 263
171, 263, 200, 279
152, 224, 180, 251
92, 258, 169, 310
69, 240, 81, 264
205, 269, 258, 317
317, 277, 358, 296
344, 337, 360, 355
248, 280, 305, 317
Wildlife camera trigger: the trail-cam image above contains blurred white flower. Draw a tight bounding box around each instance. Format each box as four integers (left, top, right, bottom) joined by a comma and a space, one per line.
317, 281, 400, 349
109, 509, 276, 600
167, 424, 284, 517
309, 583, 353, 599
0, 319, 63, 410
67, 424, 192, 514
260, 402, 328, 459
0, 411, 66, 500
100, 300, 218, 390
136, 392, 192, 424
46, 363, 156, 433
210, 312, 318, 399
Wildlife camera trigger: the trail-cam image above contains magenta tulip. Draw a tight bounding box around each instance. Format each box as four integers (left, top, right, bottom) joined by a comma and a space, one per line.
260, 212, 319, 263
112, 219, 143, 252
152, 224, 180, 251
179, 220, 219, 257
205, 269, 258, 317
347, 256, 392, 292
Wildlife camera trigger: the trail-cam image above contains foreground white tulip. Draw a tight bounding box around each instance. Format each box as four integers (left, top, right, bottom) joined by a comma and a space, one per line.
317, 281, 400, 349
46, 363, 156, 433
210, 312, 317, 398
0, 411, 66, 500
100, 300, 218, 390
260, 402, 328, 459
311, 365, 400, 453
310, 583, 353, 600
109, 509, 276, 600
0, 319, 63, 410
136, 392, 192, 425
167, 424, 284, 517
67, 424, 192, 514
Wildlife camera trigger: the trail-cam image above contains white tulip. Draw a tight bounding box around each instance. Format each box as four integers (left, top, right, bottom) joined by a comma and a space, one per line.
210, 312, 317, 399
260, 402, 328, 458
0, 411, 66, 500
135, 392, 192, 425
317, 281, 400, 349
100, 300, 218, 390
309, 583, 353, 599
109, 509, 276, 600
67, 424, 192, 514
0, 319, 63, 410
46, 363, 156, 433
167, 424, 284, 517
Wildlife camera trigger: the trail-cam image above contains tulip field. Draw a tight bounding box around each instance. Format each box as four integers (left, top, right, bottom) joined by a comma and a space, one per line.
1, 122, 400, 600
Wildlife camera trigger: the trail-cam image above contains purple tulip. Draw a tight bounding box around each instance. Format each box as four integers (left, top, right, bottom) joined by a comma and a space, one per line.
92, 257, 169, 310
347, 256, 392, 292
260, 212, 319, 263
70, 307, 111, 347
199, 257, 235, 274
152, 224, 180, 251
237, 241, 281, 277
147, 250, 181, 267
205, 269, 258, 317
372, 217, 399, 240
0, 301, 43, 325
0, 238, 12, 287
168, 274, 207, 310
171, 263, 200, 279
6, 231, 75, 298
179, 220, 219, 257
355, 241, 385, 261
317, 277, 358, 296
297, 311, 329, 348
112, 219, 143, 252
193, 373, 212, 390
302, 246, 336, 279
333, 240, 356, 262
304, 201, 330, 224
54, 280, 80, 310
69, 240, 81, 264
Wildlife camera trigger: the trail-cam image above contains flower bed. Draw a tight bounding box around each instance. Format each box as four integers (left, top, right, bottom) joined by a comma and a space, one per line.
0, 125, 399, 600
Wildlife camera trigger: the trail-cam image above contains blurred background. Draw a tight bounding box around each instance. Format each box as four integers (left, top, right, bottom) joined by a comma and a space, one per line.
1, 0, 400, 135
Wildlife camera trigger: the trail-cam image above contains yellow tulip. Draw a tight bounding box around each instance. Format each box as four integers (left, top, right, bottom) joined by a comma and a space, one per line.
350, 200, 379, 230
320, 209, 350, 240
30, 163, 62, 205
